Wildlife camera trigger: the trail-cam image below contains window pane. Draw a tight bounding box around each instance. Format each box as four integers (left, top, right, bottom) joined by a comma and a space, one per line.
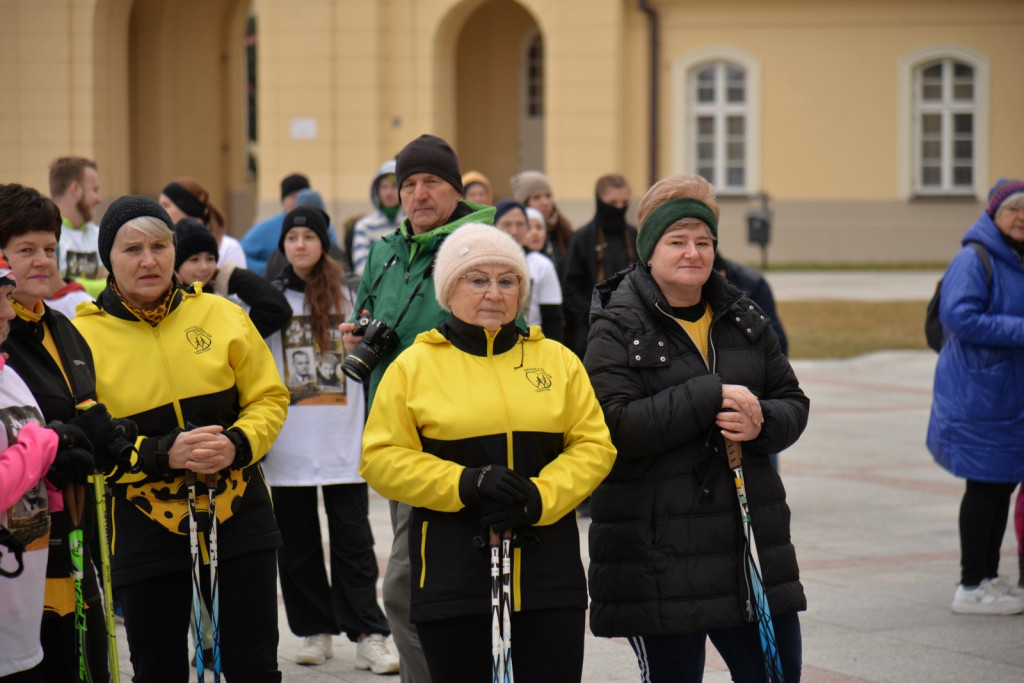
922, 167, 941, 186
954, 140, 973, 161
954, 114, 973, 134
697, 167, 714, 182
727, 87, 745, 103
726, 66, 744, 82
697, 117, 714, 136
727, 142, 745, 160
697, 142, 714, 160
922, 64, 942, 79
697, 67, 714, 82
922, 114, 941, 134
697, 87, 715, 102
953, 166, 973, 186
922, 84, 942, 100
953, 63, 973, 78
727, 116, 744, 135
921, 140, 941, 160
953, 83, 973, 101
727, 167, 745, 187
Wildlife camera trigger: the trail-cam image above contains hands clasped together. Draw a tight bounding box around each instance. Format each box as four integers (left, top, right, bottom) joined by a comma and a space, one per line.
716, 384, 763, 442
460, 464, 541, 532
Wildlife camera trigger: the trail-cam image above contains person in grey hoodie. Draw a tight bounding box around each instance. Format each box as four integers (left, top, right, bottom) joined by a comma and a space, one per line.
351, 160, 404, 277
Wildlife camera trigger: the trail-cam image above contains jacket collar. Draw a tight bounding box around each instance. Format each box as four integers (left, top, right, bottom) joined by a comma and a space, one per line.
95, 276, 187, 323
437, 315, 522, 357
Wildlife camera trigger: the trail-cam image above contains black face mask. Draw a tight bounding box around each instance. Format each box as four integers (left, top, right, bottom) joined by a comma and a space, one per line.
595, 196, 628, 231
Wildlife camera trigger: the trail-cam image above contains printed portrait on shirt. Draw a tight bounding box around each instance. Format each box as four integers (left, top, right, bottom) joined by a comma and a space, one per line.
282, 315, 349, 406
0, 404, 50, 551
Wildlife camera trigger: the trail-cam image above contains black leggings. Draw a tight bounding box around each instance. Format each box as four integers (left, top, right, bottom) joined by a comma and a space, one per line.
417, 608, 585, 683
959, 479, 1018, 586
117, 548, 281, 682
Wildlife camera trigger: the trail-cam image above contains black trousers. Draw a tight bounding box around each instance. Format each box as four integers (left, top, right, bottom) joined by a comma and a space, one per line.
417, 608, 585, 683
117, 548, 280, 682
960, 479, 1018, 586
272, 483, 390, 641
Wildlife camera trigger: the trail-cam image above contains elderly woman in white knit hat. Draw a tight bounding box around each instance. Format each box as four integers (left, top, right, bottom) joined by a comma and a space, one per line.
360, 223, 615, 683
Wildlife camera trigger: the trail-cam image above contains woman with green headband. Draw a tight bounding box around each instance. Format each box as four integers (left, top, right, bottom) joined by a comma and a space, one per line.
583, 174, 809, 682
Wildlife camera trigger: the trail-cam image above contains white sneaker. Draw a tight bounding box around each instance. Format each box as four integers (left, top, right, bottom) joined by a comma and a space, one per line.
952, 583, 1024, 615
981, 576, 1024, 598
296, 634, 334, 666
356, 633, 400, 674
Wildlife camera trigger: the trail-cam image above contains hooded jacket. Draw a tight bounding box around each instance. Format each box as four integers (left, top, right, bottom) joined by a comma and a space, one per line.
351, 160, 406, 276
583, 264, 809, 637
928, 211, 1024, 482
353, 200, 496, 406
360, 318, 616, 623
73, 284, 289, 586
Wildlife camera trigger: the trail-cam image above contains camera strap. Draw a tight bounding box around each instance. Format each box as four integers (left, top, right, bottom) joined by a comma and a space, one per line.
392, 259, 436, 330
353, 255, 398, 316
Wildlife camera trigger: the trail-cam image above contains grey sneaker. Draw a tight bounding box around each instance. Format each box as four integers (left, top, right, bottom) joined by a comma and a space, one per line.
982, 577, 1024, 598
296, 633, 334, 666
952, 583, 1024, 615
356, 633, 400, 674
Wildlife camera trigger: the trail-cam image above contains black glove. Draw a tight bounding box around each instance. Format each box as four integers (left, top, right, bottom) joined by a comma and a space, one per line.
68, 403, 118, 453
46, 422, 95, 487
480, 476, 542, 532
459, 464, 530, 507
136, 428, 182, 478
95, 417, 139, 473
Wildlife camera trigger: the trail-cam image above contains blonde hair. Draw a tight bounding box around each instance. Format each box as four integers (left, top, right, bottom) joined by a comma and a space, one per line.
637, 175, 720, 229
120, 215, 174, 242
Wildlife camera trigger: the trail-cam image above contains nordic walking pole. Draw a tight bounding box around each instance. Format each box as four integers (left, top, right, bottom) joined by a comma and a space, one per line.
91, 472, 119, 682
77, 399, 120, 682
500, 529, 514, 683
724, 439, 784, 683
64, 483, 91, 682
489, 528, 503, 683
206, 472, 221, 682
185, 471, 207, 681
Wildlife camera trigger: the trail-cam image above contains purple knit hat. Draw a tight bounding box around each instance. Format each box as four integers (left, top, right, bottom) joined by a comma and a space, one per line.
987, 178, 1024, 218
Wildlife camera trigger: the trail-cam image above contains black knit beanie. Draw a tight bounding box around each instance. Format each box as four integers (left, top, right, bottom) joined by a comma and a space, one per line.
98, 195, 176, 272
396, 135, 463, 194
278, 206, 332, 254
173, 217, 219, 270
280, 173, 310, 201
161, 181, 206, 220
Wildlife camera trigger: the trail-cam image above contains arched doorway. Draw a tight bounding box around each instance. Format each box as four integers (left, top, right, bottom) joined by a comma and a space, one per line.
126, 0, 254, 235
454, 0, 544, 201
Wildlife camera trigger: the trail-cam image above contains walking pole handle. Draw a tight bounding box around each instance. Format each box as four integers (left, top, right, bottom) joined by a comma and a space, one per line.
725, 438, 743, 469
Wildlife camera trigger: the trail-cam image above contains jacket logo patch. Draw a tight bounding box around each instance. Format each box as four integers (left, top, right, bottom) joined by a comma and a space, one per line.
185, 326, 213, 354
524, 368, 552, 392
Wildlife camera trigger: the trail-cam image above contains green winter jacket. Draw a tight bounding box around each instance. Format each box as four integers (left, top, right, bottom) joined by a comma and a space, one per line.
353, 201, 496, 406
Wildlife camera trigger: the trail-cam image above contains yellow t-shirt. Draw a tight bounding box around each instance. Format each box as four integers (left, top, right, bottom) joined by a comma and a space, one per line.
675, 302, 713, 365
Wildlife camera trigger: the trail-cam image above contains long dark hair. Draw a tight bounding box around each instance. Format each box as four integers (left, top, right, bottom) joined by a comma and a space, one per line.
301, 253, 347, 354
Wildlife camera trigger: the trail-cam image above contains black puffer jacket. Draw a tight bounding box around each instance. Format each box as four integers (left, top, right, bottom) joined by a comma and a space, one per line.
583, 264, 809, 637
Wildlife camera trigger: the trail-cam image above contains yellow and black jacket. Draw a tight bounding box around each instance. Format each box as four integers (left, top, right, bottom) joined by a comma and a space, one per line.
73, 284, 289, 586
360, 317, 616, 622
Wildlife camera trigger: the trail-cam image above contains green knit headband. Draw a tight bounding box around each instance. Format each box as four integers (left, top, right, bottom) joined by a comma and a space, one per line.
636, 198, 718, 264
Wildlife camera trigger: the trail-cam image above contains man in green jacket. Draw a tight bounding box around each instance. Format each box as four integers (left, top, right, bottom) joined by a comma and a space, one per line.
341, 134, 494, 682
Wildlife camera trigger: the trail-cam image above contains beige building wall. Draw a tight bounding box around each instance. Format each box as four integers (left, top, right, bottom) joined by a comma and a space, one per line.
1, 0, 1021, 264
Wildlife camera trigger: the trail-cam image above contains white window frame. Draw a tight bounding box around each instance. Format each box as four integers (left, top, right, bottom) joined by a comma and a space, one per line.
672, 46, 761, 195
898, 45, 989, 200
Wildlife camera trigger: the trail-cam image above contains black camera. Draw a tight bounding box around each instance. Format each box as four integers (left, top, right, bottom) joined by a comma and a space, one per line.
341, 317, 400, 383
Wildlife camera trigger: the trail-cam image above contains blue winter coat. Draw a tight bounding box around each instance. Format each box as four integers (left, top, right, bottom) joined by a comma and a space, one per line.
927, 211, 1024, 482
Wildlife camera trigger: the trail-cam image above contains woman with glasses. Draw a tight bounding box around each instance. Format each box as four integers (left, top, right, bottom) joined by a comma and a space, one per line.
360, 223, 615, 683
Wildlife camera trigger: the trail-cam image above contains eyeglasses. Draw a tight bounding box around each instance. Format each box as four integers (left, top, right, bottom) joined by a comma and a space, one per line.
460, 272, 521, 294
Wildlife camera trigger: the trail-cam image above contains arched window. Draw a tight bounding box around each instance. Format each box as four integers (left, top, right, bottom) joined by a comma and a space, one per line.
673, 48, 761, 195
898, 45, 989, 199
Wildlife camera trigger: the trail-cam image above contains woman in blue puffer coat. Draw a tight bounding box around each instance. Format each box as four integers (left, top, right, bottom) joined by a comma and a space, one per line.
928, 178, 1024, 615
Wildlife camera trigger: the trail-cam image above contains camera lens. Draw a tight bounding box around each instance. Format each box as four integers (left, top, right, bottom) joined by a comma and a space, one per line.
340, 342, 380, 383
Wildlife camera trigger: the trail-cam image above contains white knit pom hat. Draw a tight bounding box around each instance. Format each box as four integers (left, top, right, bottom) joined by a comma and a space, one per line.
434, 223, 530, 313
